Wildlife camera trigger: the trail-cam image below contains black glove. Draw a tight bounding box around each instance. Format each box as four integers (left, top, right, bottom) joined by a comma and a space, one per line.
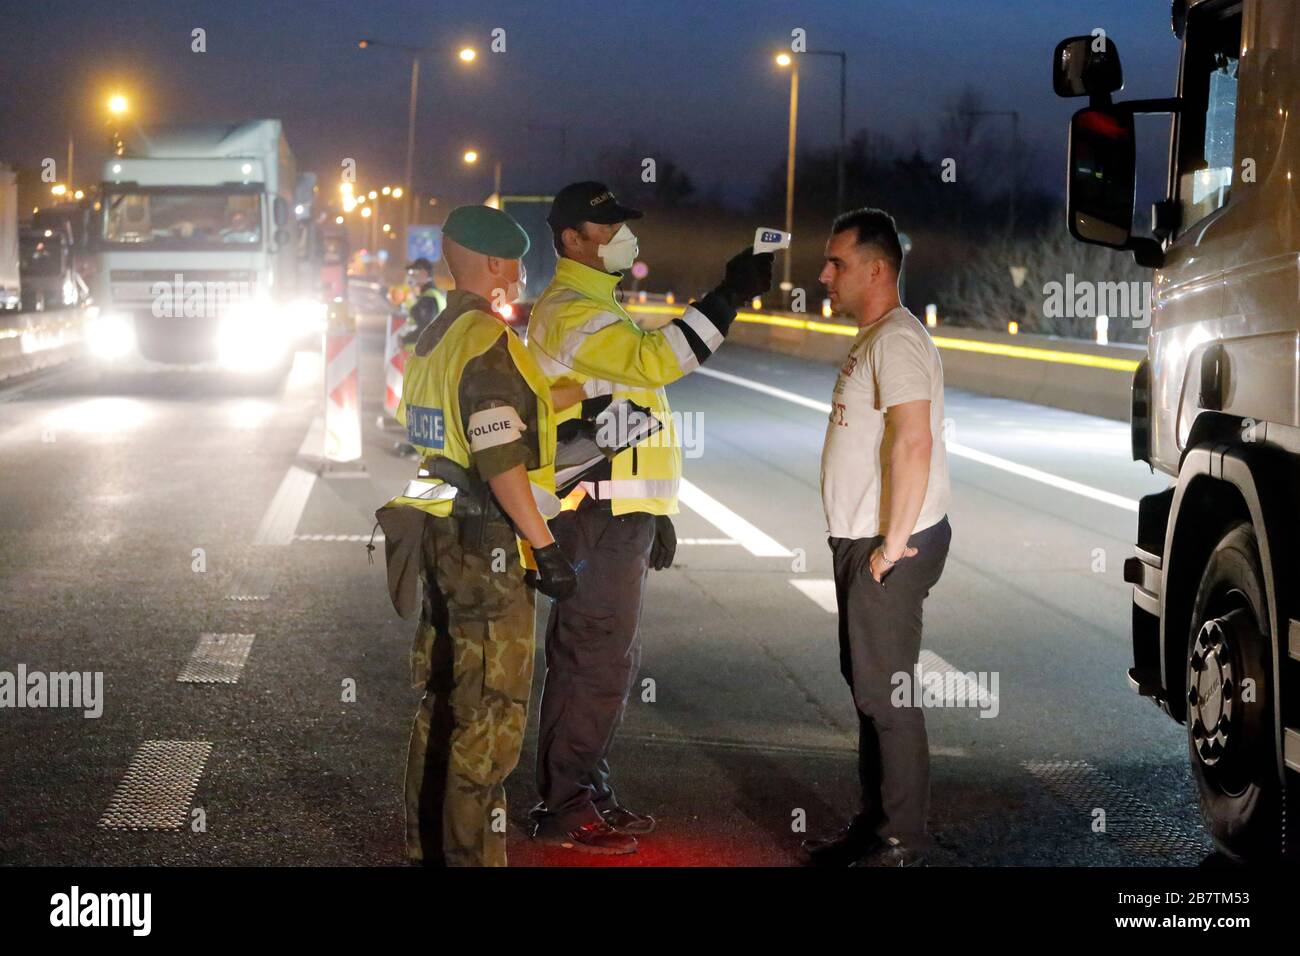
527, 541, 578, 600
715, 246, 775, 307
649, 515, 676, 570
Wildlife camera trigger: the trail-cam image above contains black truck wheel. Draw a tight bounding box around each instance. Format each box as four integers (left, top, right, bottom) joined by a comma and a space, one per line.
1185, 521, 1285, 861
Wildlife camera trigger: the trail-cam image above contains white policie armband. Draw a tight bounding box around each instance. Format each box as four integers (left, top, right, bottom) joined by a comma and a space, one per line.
466, 405, 527, 452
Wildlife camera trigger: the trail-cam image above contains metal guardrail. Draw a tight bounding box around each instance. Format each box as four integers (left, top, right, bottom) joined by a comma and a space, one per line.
621, 293, 1141, 421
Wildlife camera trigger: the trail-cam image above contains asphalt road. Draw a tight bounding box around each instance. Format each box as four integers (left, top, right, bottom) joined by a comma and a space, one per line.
0, 290, 1220, 867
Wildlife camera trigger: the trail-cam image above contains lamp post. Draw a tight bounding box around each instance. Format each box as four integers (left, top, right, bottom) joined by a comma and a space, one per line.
462, 148, 502, 201
107, 92, 129, 156
358, 39, 478, 243
775, 53, 798, 306
804, 49, 848, 213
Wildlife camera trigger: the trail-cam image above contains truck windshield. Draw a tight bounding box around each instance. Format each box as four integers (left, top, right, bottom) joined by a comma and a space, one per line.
101, 191, 263, 250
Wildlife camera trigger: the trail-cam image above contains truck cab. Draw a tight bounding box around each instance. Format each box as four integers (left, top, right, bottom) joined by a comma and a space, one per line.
88, 120, 320, 372
1056, 0, 1299, 861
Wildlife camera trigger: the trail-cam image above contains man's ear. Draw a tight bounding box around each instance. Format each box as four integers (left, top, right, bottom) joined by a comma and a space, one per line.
485, 255, 503, 276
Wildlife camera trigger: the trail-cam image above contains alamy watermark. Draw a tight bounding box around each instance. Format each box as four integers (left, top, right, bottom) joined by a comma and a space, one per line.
891, 660, 999, 718
1, 665, 103, 718
595, 405, 706, 459
1042, 273, 1153, 329
151, 273, 254, 319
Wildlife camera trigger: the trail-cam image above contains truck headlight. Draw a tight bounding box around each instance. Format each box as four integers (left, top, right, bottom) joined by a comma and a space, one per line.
85, 313, 136, 360
218, 304, 289, 372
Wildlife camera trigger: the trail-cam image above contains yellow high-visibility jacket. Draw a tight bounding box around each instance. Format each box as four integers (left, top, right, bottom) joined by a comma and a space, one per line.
527, 257, 733, 516
384, 304, 556, 565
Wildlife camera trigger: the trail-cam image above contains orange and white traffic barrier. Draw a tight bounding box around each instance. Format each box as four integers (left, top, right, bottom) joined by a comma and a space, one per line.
383, 311, 408, 421
324, 301, 363, 465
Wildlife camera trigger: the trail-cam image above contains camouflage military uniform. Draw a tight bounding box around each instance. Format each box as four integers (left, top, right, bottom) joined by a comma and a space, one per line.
403, 291, 544, 867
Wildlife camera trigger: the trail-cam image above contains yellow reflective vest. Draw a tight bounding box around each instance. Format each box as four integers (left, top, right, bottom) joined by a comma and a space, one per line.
384, 307, 556, 564
529, 258, 724, 516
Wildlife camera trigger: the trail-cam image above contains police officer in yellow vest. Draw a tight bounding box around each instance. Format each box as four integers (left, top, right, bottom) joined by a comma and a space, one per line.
401, 256, 447, 350
376, 204, 578, 867
526, 182, 773, 854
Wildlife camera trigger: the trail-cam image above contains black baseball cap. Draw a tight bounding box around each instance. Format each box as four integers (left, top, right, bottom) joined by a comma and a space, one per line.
406, 257, 434, 272
547, 181, 643, 232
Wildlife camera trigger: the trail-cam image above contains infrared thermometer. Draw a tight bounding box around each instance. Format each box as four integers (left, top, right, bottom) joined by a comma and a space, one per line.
753, 228, 792, 254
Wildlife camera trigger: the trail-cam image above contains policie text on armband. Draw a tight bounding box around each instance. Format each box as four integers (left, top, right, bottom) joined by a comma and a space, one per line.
406, 405, 446, 449
466, 406, 525, 452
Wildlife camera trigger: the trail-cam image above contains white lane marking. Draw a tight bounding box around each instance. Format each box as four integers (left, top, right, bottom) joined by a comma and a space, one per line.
678, 478, 793, 557
695, 366, 1140, 513
677, 537, 740, 546
178, 633, 255, 684
294, 533, 382, 542
252, 465, 317, 546
98, 740, 213, 831
228, 565, 278, 601
916, 650, 998, 708
790, 583, 996, 707
789, 577, 838, 613
946, 440, 1138, 512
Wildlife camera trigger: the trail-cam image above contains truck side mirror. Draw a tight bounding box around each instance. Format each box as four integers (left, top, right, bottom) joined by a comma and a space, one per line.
1053, 35, 1124, 100
273, 197, 289, 227
1067, 106, 1136, 249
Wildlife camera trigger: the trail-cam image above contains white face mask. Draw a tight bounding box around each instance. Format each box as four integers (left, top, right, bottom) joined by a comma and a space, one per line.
597, 224, 639, 273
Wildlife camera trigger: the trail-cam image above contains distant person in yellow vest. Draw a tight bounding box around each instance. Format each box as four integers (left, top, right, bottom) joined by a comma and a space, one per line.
376, 205, 578, 867
401, 256, 447, 349
525, 181, 773, 854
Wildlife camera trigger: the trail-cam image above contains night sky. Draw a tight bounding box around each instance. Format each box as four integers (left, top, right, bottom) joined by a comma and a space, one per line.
0, 0, 1181, 207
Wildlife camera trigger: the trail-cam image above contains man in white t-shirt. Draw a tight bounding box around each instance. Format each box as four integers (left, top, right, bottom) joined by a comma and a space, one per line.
802, 208, 952, 868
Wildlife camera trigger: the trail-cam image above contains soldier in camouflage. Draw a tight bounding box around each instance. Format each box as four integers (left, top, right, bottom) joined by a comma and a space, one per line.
378, 205, 579, 867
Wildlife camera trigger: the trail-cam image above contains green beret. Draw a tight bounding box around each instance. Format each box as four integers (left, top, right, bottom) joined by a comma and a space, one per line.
442, 204, 530, 258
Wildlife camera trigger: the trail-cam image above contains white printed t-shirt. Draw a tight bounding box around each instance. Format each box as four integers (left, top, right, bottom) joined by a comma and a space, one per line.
820, 306, 951, 539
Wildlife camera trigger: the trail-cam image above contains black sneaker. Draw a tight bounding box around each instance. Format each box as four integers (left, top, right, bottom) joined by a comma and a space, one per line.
801, 816, 882, 867
849, 836, 926, 868
600, 804, 657, 834
530, 818, 638, 855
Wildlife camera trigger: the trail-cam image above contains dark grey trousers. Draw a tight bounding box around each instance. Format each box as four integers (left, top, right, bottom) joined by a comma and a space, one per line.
535, 497, 656, 828
830, 516, 951, 851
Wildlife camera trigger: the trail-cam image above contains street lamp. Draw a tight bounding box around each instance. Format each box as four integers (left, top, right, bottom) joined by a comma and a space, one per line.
804, 49, 848, 213
106, 91, 130, 156
358, 37, 478, 244
462, 148, 501, 197
775, 53, 799, 305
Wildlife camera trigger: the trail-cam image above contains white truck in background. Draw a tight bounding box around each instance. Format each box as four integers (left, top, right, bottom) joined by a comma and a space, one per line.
0, 164, 20, 311
1055, 0, 1298, 862
89, 120, 321, 372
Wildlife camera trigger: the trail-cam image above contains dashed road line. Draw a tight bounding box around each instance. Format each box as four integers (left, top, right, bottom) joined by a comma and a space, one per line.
98, 740, 213, 831
228, 565, 278, 601
789, 577, 838, 613
678, 478, 792, 557
294, 533, 382, 542
178, 633, 255, 684
252, 465, 317, 546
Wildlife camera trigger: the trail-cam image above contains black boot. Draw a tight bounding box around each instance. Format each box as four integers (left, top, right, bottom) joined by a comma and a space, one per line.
801, 815, 882, 867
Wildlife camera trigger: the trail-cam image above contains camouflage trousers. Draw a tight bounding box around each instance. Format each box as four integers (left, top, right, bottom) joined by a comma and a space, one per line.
404, 514, 536, 867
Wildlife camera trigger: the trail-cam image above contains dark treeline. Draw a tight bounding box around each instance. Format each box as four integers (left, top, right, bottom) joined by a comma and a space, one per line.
587, 89, 1146, 343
